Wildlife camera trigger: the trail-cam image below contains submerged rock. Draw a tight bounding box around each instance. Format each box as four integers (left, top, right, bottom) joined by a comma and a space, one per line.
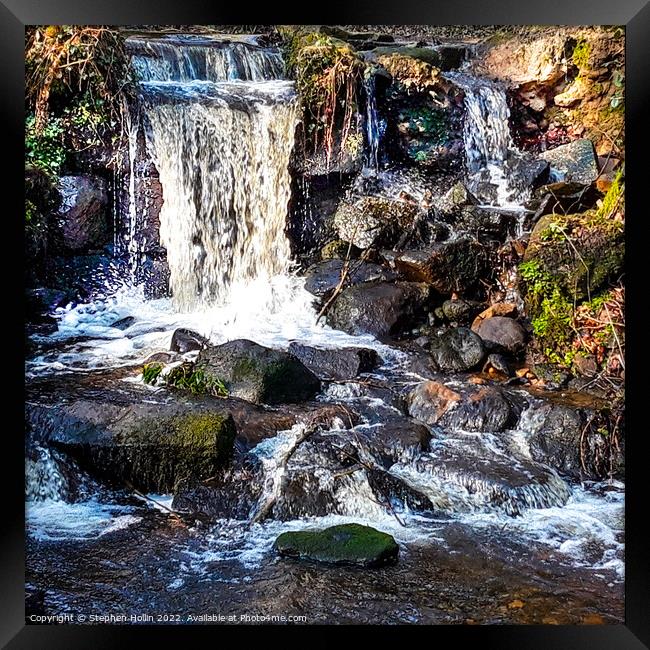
274, 523, 399, 567
110, 316, 136, 330
288, 342, 382, 380
304, 259, 396, 298
428, 327, 486, 372
392, 238, 487, 294
326, 281, 431, 337
196, 339, 321, 405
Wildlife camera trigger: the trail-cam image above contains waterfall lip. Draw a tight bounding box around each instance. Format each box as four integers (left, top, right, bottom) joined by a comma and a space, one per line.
125, 33, 271, 51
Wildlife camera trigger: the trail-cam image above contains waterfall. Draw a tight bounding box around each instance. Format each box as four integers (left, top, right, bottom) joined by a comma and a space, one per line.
127, 35, 298, 310
446, 72, 525, 208
363, 74, 384, 173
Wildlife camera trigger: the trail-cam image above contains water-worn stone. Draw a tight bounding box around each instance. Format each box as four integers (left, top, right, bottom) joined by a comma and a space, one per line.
196, 339, 321, 405
408, 380, 514, 432
474, 316, 527, 354
333, 196, 420, 249
110, 316, 136, 330
471, 302, 517, 330
428, 327, 486, 372
326, 281, 431, 337
304, 259, 396, 298
288, 342, 382, 380
441, 298, 479, 323
539, 139, 599, 185
393, 238, 487, 294
170, 328, 209, 354
274, 523, 399, 567
57, 175, 109, 252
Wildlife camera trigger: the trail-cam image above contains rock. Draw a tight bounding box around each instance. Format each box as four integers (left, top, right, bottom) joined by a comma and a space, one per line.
333, 196, 420, 249
110, 316, 136, 330
26, 395, 236, 493
392, 238, 487, 294
143, 351, 183, 365
139, 256, 170, 300
539, 139, 599, 185
408, 380, 514, 432
320, 239, 354, 260
288, 343, 382, 380
274, 523, 399, 567
471, 302, 518, 330
441, 298, 478, 323
483, 353, 513, 377
428, 327, 486, 372
26, 287, 75, 316
367, 45, 468, 71
304, 259, 396, 298
196, 339, 321, 405
170, 328, 209, 354
57, 175, 109, 252
435, 181, 477, 214
474, 316, 527, 354
326, 281, 431, 337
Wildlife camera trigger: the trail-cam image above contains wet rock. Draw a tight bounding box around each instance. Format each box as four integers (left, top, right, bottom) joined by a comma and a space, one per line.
453, 206, 516, 242
57, 175, 109, 253
274, 523, 399, 567
471, 302, 518, 330
320, 239, 355, 261
441, 298, 479, 323
392, 238, 487, 294
326, 281, 431, 337
408, 380, 514, 432
26, 396, 236, 493
367, 44, 467, 70
110, 316, 136, 330
355, 418, 432, 468
196, 339, 321, 405
435, 181, 477, 214
333, 196, 420, 249
304, 259, 396, 298
170, 328, 209, 354
428, 327, 486, 372
483, 353, 514, 377
288, 342, 382, 380
26, 288, 75, 316
143, 351, 183, 365
540, 139, 599, 185
139, 256, 170, 300
474, 316, 527, 355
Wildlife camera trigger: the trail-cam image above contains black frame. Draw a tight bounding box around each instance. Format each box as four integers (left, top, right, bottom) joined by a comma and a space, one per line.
5, 0, 648, 646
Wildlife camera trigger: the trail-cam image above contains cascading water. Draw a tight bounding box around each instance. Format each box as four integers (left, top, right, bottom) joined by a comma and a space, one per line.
447, 72, 527, 209
127, 34, 298, 309
363, 73, 385, 173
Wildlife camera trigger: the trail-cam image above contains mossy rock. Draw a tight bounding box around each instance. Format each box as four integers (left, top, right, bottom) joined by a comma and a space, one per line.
523, 211, 624, 304
274, 523, 399, 567
320, 239, 355, 261
196, 339, 321, 405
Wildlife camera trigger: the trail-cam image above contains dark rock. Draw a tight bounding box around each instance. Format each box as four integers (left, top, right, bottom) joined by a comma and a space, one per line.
26, 288, 74, 316
57, 175, 109, 253
408, 380, 514, 432
441, 298, 477, 323
367, 44, 468, 70
540, 139, 599, 185
483, 353, 514, 377
304, 259, 396, 298
143, 351, 183, 365
170, 328, 209, 354
139, 256, 170, 300
393, 238, 487, 294
274, 523, 399, 567
333, 196, 421, 249
320, 239, 355, 261
435, 181, 477, 214
196, 339, 321, 405
326, 281, 431, 337
288, 342, 382, 380
110, 316, 136, 330
428, 327, 486, 372
474, 316, 527, 355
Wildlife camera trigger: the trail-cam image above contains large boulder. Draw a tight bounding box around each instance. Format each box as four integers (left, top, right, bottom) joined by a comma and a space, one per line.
408, 380, 514, 432
326, 281, 431, 337
303, 259, 396, 298
196, 339, 321, 405
170, 328, 209, 354
473, 316, 527, 355
427, 327, 486, 372
392, 238, 487, 294
274, 523, 399, 567
288, 342, 382, 380
57, 175, 109, 252
333, 196, 420, 249
539, 139, 599, 185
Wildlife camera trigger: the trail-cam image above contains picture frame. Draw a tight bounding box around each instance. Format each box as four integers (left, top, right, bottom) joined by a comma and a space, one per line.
5, 0, 647, 645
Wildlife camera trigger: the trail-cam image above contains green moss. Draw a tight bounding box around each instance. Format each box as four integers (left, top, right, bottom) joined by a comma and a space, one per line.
597, 170, 624, 219
165, 363, 228, 397
572, 39, 591, 70
274, 523, 399, 567
320, 239, 353, 260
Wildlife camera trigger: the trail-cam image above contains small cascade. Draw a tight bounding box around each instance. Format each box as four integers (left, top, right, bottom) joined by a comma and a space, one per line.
26, 446, 70, 502
447, 72, 528, 209
363, 74, 385, 173
126, 34, 298, 309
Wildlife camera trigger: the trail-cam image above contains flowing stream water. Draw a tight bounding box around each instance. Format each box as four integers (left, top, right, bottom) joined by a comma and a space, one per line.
25, 34, 624, 624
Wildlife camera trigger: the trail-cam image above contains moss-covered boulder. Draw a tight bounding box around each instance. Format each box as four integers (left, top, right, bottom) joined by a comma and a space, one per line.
196, 339, 321, 405
274, 523, 399, 567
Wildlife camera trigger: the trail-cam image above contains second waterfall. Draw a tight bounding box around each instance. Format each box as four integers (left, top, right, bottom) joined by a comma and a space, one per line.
128, 35, 299, 310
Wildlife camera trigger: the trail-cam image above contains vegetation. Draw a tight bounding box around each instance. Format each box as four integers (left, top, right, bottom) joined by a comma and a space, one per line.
142, 361, 229, 398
